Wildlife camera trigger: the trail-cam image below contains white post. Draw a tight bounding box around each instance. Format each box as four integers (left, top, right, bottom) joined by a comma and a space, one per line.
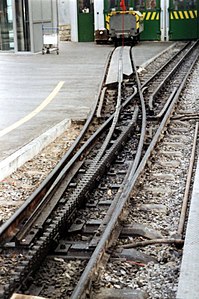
94, 0, 105, 30
12, 0, 18, 52
28, 0, 34, 52
166, 0, 170, 41
70, 0, 78, 41
160, 0, 169, 41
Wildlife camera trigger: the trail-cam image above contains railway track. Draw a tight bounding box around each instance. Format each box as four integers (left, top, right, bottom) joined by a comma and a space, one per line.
0, 46, 145, 298
0, 41, 199, 299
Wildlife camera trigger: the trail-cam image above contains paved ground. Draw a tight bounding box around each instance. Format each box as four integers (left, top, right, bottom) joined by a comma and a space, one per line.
0, 42, 111, 161
177, 158, 199, 299
132, 41, 173, 67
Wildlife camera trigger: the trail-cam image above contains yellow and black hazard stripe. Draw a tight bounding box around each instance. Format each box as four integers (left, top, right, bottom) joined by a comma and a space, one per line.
170, 10, 197, 20
106, 10, 143, 31
142, 11, 160, 21
105, 15, 110, 30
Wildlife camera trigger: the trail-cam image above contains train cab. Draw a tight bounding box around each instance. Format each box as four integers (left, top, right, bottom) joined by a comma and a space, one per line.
96, 0, 144, 45
71, 0, 199, 44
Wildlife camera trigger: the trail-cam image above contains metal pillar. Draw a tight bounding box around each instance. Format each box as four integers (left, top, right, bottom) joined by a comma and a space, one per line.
160, 0, 169, 41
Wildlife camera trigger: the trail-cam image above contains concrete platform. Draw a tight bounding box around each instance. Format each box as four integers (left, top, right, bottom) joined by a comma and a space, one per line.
176, 160, 199, 299
0, 41, 173, 180
0, 42, 111, 162
105, 46, 133, 85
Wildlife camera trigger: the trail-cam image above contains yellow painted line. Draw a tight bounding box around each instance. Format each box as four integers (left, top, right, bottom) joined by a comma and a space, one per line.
0, 81, 65, 138
184, 11, 189, 19
170, 12, 174, 20
156, 12, 159, 20
194, 10, 197, 17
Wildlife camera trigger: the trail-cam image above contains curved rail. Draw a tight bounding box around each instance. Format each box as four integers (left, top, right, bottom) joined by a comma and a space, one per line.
148, 41, 198, 111
2, 43, 198, 299
0, 50, 114, 244
70, 42, 199, 299
0, 46, 144, 299
71, 46, 147, 299
141, 41, 191, 90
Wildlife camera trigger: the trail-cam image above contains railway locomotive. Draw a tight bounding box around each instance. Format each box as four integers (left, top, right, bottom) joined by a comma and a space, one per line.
95, 0, 144, 46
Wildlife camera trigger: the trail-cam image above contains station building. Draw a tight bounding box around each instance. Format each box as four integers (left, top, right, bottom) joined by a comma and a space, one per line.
68, 0, 199, 42
0, 0, 58, 52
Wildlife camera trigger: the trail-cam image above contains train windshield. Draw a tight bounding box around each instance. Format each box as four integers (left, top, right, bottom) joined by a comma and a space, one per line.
109, 0, 132, 10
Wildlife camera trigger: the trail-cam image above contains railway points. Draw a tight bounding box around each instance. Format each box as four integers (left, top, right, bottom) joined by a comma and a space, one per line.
0, 40, 197, 299
0, 41, 171, 180
1, 2, 199, 299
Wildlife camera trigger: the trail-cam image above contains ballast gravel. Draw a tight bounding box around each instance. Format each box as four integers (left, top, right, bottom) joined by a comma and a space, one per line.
0, 122, 82, 225
94, 60, 199, 299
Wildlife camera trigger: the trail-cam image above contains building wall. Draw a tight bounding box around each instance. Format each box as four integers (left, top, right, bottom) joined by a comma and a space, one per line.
69, 0, 105, 42
59, 0, 70, 24
0, 0, 58, 53
59, 0, 71, 41
29, 0, 58, 52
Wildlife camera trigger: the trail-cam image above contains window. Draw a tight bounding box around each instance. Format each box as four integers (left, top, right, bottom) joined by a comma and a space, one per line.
134, 0, 146, 10
78, 0, 93, 13
186, 0, 196, 9
15, 0, 30, 51
0, 0, 14, 50
172, 0, 185, 10
172, 0, 196, 10
146, 0, 156, 9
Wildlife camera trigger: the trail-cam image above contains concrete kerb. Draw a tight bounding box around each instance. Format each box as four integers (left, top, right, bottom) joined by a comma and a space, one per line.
0, 118, 71, 182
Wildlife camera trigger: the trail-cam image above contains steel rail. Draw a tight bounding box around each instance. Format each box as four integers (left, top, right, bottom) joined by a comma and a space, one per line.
14, 47, 125, 245
15, 70, 138, 246
128, 47, 146, 176
154, 87, 177, 119
148, 41, 198, 110
132, 48, 199, 188
74, 47, 141, 251
172, 113, 199, 121
177, 121, 199, 237
3, 46, 198, 299
141, 41, 191, 90
0, 77, 138, 247
1, 47, 140, 298
2, 107, 139, 299
71, 47, 147, 299
70, 44, 199, 299
0, 50, 113, 245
